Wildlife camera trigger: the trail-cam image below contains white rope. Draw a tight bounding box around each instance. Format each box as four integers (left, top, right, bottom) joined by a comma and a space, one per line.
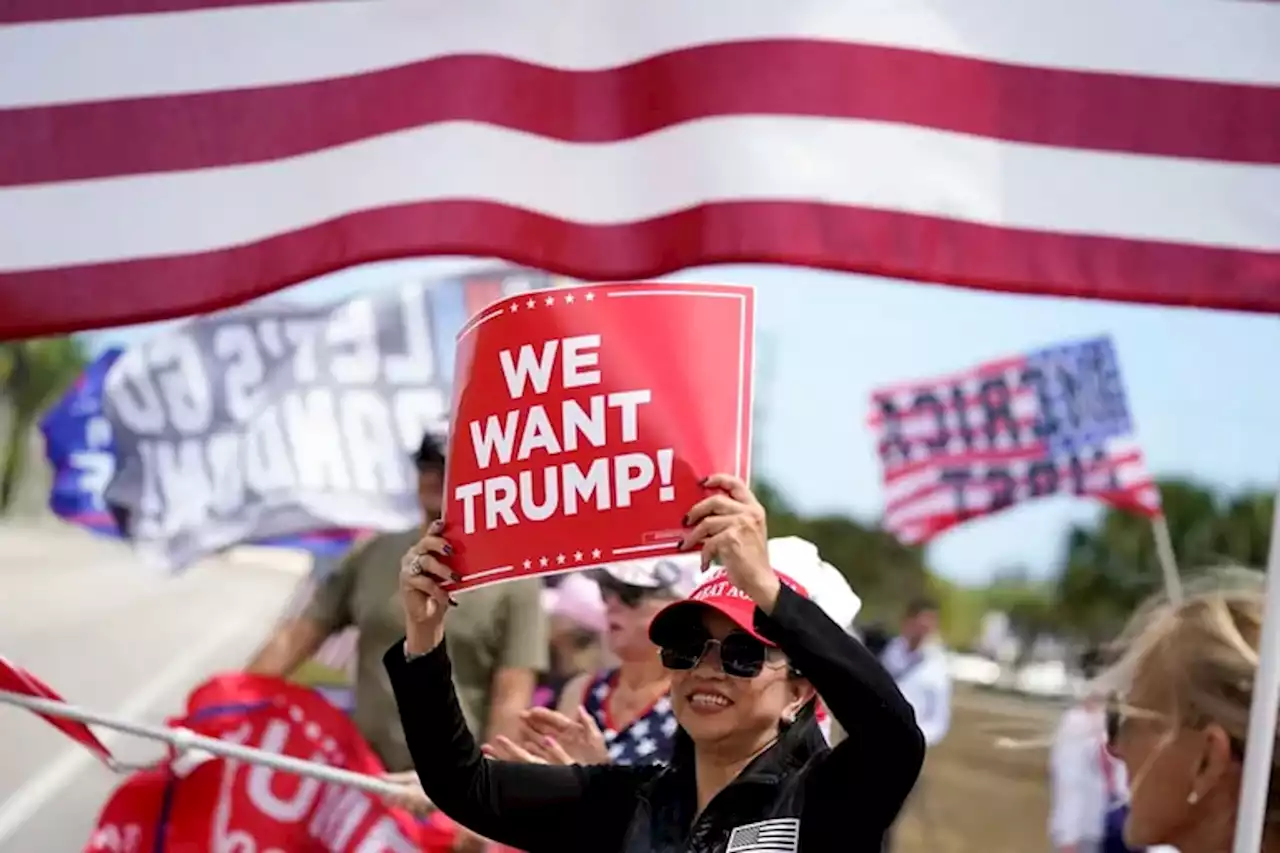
0, 689, 406, 799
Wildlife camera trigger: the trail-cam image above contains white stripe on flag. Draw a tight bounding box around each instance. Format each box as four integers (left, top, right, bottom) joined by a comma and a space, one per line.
4, 116, 1275, 273
4, 1, 1276, 108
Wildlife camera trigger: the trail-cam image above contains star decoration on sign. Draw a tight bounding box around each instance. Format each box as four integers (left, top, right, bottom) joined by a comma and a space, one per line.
564, 293, 575, 304
556, 554, 566, 565
526, 298, 536, 309
591, 548, 602, 559
544, 295, 555, 306
585, 292, 595, 301
508, 302, 519, 313
522, 559, 532, 570
539, 556, 549, 567
573, 551, 584, 561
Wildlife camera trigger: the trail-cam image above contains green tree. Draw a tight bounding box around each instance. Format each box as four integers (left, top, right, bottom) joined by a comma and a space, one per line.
0, 337, 87, 514
1053, 479, 1274, 641
751, 478, 933, 625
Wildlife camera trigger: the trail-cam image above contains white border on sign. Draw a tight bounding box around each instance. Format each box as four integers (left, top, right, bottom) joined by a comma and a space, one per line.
446, 281, 754, 584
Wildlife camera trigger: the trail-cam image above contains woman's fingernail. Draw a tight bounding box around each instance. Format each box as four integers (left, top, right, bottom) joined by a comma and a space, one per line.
676, 538, 687, 551
698, 476, 711, 487
680, 514, 691, 527
442, 543, 453, 556
448, 595, 459, 607
543, 736, 555, 746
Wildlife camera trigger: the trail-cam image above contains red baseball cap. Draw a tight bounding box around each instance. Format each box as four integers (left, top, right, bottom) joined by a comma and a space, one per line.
648, 568, 809, 648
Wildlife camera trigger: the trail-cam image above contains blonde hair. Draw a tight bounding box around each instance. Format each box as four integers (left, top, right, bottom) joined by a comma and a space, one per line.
1101, 568, 1274, 817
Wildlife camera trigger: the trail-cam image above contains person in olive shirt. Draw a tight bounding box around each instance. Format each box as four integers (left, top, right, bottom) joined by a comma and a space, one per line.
247, 433, 548, 850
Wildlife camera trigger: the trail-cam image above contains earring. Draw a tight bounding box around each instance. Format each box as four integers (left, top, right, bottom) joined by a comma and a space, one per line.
1187, 791, 1200, 805
781, 712, 795, 725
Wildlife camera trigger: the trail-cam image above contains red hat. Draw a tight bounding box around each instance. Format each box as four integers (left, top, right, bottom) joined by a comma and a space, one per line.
648, 568, 809, 648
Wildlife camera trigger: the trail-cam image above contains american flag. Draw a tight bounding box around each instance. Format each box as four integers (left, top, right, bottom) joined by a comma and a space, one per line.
1, 2, 1277, 339
870, 336, 1161, 545
725, 818, 800, 853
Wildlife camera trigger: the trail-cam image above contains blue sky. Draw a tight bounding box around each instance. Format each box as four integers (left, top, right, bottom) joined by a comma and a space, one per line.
86, 260, 1280, 585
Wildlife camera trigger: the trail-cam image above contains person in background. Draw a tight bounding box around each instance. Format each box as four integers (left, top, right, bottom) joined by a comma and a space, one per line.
878, 595, 952, 852
1104, 570, 1268, 853
245, 432, 548, 853
535, 573, 607, 710
488, 556, 699, 767
880, 596, 952, 746
1051, 649, 1136, 853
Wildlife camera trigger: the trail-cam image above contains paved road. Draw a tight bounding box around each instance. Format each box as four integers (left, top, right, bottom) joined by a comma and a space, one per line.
0, 522, 306, 852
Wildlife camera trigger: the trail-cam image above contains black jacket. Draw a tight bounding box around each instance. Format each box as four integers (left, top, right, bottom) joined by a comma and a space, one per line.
383, 584, 926, 853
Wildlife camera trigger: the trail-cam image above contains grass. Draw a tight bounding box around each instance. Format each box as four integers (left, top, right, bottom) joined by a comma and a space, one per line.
895, 686, 1059, 853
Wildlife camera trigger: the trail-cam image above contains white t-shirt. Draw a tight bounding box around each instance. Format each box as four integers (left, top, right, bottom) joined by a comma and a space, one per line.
1049, 703, 1126, 848
880, 636, 952, 746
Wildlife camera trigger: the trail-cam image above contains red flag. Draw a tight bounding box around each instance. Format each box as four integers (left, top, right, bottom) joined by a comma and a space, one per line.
0, 654, 113, 762
84, 674, 433, 853
1, 3, 1277, 338
443, 282, 754, 589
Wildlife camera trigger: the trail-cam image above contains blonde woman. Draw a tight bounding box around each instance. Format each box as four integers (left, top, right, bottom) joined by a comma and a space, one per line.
1102, 569, 1274, 853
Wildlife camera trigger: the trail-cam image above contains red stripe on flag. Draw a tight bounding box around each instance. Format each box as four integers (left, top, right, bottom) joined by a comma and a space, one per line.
4, 42, 1278, 187
2, 200, 1277, 338
890, 480, 1160, 546
884, 449, 1142, 518
0, 0, 287, 24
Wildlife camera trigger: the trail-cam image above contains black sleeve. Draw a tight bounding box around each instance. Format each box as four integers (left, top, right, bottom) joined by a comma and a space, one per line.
383, 641, 649, 853
753, 585, 926, 836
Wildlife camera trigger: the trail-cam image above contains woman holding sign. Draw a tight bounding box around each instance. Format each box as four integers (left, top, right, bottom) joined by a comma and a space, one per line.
384, 474, 924, 853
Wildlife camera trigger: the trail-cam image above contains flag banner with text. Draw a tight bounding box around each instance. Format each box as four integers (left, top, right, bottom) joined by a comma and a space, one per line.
83, 674, 437, 853
40, 347, 357, 557
443, 282, 755, 590
869, 335, 1161, 545
83, 269, 548, 570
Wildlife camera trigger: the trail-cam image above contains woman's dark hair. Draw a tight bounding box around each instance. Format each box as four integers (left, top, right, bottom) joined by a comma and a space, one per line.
413, 432, 447, 473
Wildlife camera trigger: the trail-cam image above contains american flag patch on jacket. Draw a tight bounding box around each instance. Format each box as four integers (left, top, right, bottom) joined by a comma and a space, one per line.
726, 818, 800, 853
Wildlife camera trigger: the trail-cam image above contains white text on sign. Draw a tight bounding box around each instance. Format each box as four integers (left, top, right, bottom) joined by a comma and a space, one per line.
454, 334, 676, 535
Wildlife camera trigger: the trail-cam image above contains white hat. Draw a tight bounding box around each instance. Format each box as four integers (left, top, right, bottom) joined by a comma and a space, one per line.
600, 554, 700, 598
765, 536, 862, 630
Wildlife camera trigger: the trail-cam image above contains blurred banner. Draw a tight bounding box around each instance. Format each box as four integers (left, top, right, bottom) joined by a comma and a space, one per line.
83, 674, 448, 853
41, 268, 551, 570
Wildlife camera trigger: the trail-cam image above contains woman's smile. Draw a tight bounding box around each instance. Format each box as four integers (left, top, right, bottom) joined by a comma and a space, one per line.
685, 684, 734, 713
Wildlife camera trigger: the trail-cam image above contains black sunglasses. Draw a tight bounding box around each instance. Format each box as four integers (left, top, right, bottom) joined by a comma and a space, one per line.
659, 632, 773, 679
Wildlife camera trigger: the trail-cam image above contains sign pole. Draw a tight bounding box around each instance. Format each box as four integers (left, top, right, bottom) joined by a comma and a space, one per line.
1230, 480, 1280, 853
0, 689, 406, 800
1149, 514, 1184, 603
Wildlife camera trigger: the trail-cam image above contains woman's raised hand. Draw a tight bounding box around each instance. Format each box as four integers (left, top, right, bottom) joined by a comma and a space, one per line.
681, 473, 780, 612
399, 520, 458, 655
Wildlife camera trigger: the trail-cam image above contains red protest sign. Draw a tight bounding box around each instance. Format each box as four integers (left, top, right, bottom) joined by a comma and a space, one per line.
443, 282, 755, 590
